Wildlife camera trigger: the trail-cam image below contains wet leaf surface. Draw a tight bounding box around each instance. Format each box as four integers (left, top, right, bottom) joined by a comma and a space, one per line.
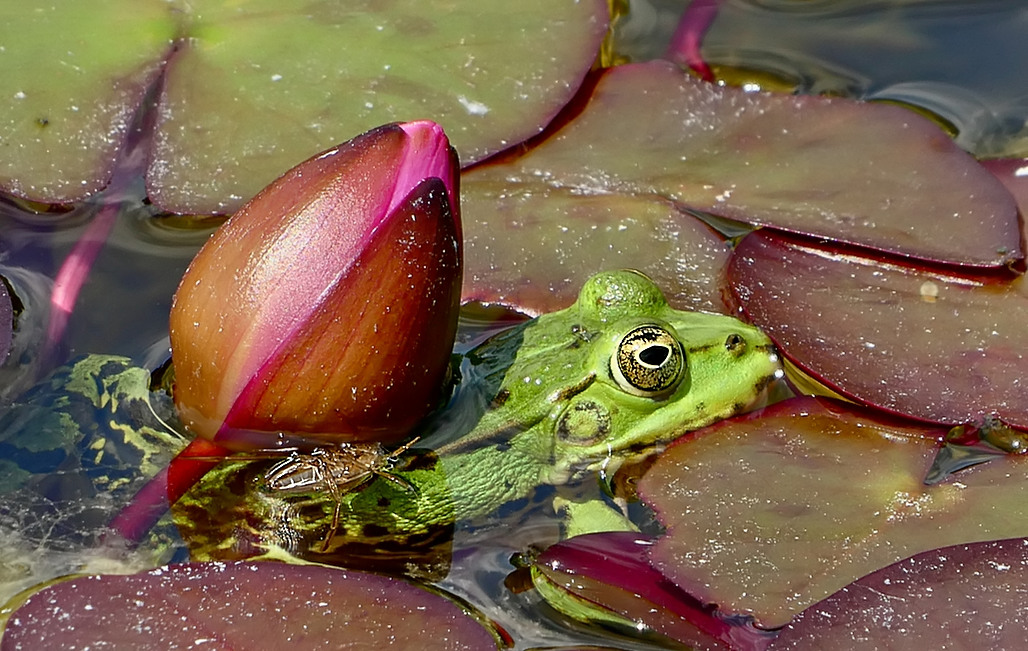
461, 60, 1021, 269
728, 229, 1028, 427
0, 561, 505, 650
148, 0, 608, 215
1, 0, 608, 214
771, 537, 1028, 649
533, 531, 774, 651
5, 6, 1028, 649
462, 184, 730, 315
637, 397, 1028, 629
982, 157, 1028, 213
0, 0, 172, 203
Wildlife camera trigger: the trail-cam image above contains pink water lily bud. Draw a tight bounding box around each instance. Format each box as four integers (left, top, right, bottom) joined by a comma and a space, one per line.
170, 121, 462, 446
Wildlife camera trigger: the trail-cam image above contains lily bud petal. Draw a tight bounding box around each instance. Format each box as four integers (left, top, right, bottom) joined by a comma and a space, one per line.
170, 122, 461, 446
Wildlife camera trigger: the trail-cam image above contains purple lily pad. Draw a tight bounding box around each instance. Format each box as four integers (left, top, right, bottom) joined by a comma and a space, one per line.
462, 185, 730, 315
0, 561, 505, 649
771, 538, 1028, 649
0, 279, 11, 364
728, 228, 1028, 428
533, 531, 774, 650
982, 157, 1028, 214
462, 60, 1021, 268
637, 397, 1028, 629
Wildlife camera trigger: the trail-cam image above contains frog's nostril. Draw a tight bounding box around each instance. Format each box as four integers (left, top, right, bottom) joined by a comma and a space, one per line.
725, 333, 746, 354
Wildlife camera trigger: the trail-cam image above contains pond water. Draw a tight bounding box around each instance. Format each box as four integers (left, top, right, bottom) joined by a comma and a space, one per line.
0, 1, 1025, 648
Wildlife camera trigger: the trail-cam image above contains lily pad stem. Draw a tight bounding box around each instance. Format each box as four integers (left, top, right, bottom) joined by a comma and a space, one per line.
42, 203, 118, 366
666, 0, 720, 82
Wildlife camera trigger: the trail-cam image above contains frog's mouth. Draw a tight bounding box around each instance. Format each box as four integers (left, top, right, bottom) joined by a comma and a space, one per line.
564, 441, 664, 483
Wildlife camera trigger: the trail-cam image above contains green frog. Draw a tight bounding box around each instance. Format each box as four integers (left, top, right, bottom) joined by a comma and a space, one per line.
0, 355, 186, 551
173, 270, 782, 572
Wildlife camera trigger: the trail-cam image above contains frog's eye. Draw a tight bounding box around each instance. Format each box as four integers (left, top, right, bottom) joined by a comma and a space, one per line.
610, 324, 685, 397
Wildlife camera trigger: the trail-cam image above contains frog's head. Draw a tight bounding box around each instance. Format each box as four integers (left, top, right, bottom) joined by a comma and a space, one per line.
485, 270, 783, 484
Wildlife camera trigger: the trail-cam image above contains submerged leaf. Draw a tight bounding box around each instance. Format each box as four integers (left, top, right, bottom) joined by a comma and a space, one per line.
638, 397, 1028, 628
0, 355, 184, 548
533, 532, 773, 650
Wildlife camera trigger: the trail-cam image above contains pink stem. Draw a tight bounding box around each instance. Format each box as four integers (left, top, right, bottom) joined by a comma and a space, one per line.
666, 0, 722, 83
108, 437, 231, 543
43, 203, 119, 362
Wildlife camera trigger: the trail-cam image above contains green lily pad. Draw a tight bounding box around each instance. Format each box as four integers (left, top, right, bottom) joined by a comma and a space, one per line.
0, 561, 506, 649
462, 60, 1021, 268
638, 397, 1028, 629
461, 183, 730, 314
728, 229, 1028, 428
1, 1, 607, 214
148, 0, 609, 214
0, 0, 173, 203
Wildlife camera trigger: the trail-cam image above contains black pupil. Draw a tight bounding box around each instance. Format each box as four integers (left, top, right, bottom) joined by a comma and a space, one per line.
638, 344, 669, 367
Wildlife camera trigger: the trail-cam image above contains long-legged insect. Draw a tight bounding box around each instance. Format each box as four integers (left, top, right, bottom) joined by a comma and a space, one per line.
259, 438, 421, 550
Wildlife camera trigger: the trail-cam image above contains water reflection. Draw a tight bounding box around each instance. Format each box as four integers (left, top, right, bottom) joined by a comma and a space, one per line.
620, 0, 1028, 156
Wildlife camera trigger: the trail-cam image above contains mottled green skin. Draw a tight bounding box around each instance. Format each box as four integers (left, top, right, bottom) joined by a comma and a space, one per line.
176, 270, 781, 565
0, 355, 186, 548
